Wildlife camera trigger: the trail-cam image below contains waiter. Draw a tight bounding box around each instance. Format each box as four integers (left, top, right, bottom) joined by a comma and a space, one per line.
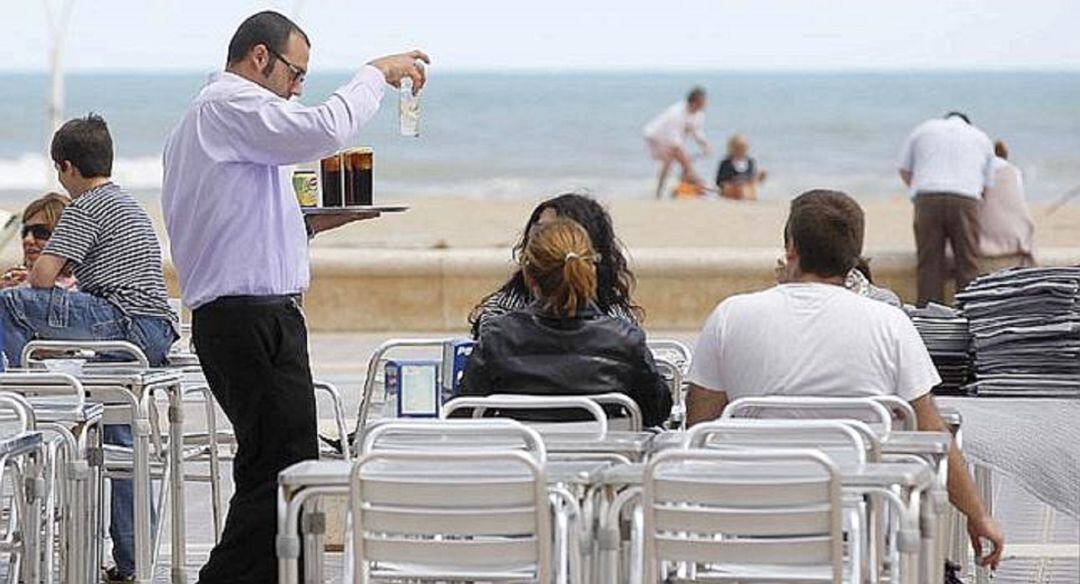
162, 11, 428, 583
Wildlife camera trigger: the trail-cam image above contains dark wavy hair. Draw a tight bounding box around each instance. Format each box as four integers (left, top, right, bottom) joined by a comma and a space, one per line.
468, 193, 641, 336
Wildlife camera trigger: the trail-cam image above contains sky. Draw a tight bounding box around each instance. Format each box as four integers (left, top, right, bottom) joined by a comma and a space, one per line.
5, 0, 1080, 73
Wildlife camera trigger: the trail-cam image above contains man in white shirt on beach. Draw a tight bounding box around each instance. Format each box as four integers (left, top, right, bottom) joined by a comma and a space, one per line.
686, 189, 1005, 569
643, 87, 712, 199
162, 10, 428, 583
899, 112, 995, 305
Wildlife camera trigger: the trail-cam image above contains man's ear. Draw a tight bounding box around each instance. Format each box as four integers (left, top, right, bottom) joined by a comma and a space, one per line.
784, 240, 799, 267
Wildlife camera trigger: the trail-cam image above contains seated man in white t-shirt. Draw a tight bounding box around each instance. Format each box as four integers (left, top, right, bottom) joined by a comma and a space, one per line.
686, 189, 1004, 569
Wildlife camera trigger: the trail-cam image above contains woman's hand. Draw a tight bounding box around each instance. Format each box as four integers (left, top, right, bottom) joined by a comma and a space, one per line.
0, 266, 28, 289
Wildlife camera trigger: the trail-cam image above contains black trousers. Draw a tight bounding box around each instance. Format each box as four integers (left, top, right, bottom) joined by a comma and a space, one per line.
193, 296, 318, 584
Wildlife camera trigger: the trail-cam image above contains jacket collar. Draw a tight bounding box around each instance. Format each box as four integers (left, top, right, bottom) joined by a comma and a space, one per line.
526, 299, 602, 321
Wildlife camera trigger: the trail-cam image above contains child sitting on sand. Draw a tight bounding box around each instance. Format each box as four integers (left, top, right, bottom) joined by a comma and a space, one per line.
716, 134, 767, 201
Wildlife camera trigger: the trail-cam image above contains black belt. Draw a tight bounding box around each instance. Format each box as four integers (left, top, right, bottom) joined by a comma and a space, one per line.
198, 294, 302, 309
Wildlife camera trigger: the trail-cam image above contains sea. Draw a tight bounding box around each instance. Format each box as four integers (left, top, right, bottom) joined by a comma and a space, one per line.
1, 71, 1078, 209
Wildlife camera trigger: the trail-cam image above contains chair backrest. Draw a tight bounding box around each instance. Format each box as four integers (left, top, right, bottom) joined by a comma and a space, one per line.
870, 395, 918, 431
654, 357, 684, 428
360, 418, 546, 461
442, 394, 610, 437
21, 339, 149, 370
724, 396, 893, 438
647, 339, 693, 374
350, 449, 551, 583
0, 372, 86, 415
0, 391, 37, 434
643, 448, 844, 583
686, 418, 877, 466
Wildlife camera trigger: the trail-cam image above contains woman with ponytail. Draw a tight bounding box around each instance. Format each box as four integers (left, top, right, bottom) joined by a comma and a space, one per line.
468, 193, 641, 339
458, 218, 671, 427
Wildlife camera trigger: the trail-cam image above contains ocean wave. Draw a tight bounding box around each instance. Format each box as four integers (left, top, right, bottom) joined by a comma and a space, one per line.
0, 154, 164, 190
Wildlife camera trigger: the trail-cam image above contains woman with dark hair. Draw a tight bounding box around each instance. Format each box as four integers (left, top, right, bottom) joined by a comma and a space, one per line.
469, 193, 641, 338
459, 218, 671, 427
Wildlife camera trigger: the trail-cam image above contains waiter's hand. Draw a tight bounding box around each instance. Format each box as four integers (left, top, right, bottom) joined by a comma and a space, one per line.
368, 50, 431, 92
306, 212, 381, 237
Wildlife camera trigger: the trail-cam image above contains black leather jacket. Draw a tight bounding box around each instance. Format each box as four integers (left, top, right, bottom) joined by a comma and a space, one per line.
458, 301, 673, 427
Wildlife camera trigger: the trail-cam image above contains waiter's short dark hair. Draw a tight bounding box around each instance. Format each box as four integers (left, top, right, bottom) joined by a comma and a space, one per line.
687, 86, 706, 104
227, 11, 310, 65
945, 111, 971, 125
783, 189, 865, 278
50, 113, 113, 178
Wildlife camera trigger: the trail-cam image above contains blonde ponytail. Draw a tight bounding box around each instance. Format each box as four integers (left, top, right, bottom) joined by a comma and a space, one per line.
521, 219, 598, 317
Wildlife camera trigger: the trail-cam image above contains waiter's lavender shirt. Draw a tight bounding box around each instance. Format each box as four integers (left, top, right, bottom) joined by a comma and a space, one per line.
162, 66, 387, 309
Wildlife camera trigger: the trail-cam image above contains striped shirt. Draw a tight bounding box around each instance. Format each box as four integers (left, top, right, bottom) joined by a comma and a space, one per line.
44, 182, 176, 323
472, 287, 638, 338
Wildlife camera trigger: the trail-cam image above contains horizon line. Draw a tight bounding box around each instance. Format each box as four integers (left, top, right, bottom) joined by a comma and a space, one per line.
3, 65, 1080, 76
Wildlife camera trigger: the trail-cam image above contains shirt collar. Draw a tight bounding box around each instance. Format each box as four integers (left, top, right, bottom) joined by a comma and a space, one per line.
207, 70, 280, 99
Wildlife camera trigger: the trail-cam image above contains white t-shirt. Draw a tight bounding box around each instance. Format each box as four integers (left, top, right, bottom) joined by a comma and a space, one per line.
689, 283, 940, 403
643, 101, 705, 147
898, 116, 995, 199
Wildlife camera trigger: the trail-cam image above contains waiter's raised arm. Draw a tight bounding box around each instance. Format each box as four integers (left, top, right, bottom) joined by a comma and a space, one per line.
203, 65, 388, 166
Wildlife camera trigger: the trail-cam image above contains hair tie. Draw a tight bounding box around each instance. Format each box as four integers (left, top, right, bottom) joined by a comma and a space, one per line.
564, 252, 580, 262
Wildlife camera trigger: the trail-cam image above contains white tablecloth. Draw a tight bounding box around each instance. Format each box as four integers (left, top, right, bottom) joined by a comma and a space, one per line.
938, 397, 1080, 519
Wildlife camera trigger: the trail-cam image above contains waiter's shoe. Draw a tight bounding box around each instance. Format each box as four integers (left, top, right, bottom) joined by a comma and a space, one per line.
104, 566, 135, 583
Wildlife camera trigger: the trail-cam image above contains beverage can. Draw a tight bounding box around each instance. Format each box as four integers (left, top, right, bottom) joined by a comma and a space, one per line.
292, 170, 319, 207
399, 78, 420, 137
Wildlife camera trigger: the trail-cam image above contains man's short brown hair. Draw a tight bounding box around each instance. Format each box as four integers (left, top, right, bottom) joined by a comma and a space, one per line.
784, 189, 865, 278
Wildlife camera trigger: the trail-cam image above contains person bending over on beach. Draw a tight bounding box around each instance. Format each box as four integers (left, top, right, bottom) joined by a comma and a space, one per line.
0, 114, 177, 583
899, 111, 995, 305
686, 189, 1005, 569
458, 218, 672, 427
644, 87, 712, 199
0, 192, 76, 290
978, 139, 1035, 272
468, 193, 641, 338
716, 134, 766, 201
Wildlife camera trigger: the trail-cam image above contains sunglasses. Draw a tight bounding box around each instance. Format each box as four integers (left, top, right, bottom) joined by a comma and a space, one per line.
22, 225, 52, 240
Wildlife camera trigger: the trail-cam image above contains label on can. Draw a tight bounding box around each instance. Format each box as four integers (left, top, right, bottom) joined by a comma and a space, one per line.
292, 170, 319, 207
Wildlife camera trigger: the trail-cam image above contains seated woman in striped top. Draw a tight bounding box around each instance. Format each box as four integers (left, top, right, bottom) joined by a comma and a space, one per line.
468, 193, 641, 338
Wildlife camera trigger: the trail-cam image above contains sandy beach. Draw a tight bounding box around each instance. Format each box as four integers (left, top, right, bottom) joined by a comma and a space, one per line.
303, 196, 1080, 254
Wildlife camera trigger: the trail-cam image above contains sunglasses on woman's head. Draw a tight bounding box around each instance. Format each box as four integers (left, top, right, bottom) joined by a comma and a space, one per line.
22, 225, 52, 240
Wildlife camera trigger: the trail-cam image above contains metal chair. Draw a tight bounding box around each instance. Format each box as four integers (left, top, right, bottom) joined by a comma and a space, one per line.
684, 419, 880, 583
646, 339, 692, 374
870, 395, 918, 431
361, 418, 547, 457
643, 448, 845, 583
724, 396, 895, 438
0, 373, 104, 584
0, 391, 47, 584
443, 394, 611, 436
349, 448, 553, 583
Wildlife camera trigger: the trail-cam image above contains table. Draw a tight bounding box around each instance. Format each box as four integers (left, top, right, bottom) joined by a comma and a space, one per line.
938, 397, 1080, 584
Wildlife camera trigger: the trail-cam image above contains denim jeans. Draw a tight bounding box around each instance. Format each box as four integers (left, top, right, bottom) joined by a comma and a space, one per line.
0, 286, 174, 575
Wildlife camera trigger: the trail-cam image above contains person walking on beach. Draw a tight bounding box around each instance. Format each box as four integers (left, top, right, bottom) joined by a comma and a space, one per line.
899, 112, 995, 305
644, 87, 712, 199
162, 11, 428, 583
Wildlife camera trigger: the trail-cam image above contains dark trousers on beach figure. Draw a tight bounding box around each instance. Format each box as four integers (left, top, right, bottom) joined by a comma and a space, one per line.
193, 296, 318, 584
914, 192, 982, 305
